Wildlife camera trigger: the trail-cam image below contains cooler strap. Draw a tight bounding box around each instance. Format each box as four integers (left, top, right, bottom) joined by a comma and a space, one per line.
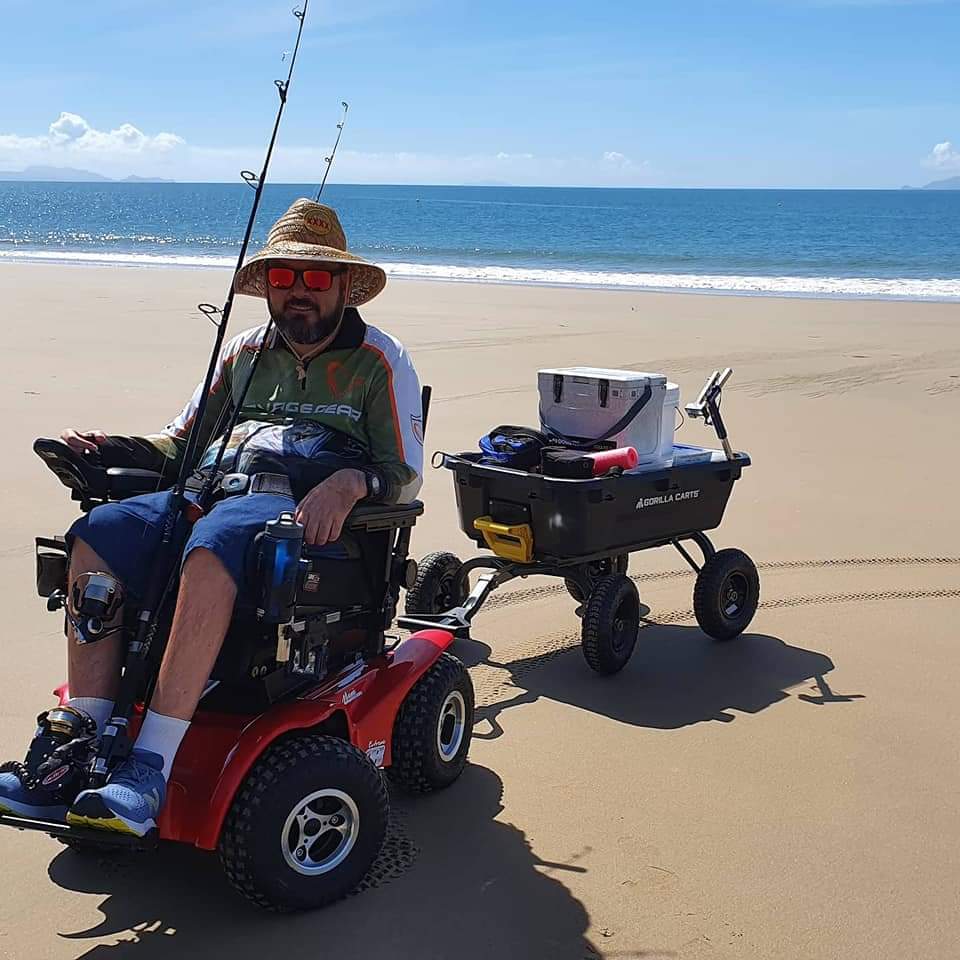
541, 383, 654, 445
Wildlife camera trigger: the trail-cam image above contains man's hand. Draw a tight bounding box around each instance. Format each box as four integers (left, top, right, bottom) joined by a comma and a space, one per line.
61, 429, 108, 455
294, 468, 366, 546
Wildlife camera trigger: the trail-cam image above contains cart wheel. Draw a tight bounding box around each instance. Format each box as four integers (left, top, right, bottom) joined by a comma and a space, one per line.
405, 552, 466, 615
693, 548, 760, 641
564, 554, 629, 604
388, 652, 474, 794
219, 735, 388, 912
581, 573, 641, 675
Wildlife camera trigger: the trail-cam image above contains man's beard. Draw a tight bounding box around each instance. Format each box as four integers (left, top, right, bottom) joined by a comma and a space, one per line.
270, 293, 346, 345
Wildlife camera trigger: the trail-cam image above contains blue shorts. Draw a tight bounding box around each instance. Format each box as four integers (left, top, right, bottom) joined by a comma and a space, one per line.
67, 491, 346, 602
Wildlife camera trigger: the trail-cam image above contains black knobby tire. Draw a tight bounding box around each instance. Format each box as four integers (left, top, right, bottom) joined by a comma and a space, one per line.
404, 552, 466, 616
388, 652, 474, 794
580, 573, 641, 675
219, 735, 388, 912
564, 554, 629, 604
693, 548, 760, 641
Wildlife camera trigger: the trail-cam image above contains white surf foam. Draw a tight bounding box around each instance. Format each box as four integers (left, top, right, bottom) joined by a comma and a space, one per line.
1, 248, 958, 300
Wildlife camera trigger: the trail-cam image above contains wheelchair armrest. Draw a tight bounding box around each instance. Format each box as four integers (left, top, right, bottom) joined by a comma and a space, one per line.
35, 438, 168, 502
346, 500, 423, 532
34, 438, 110, 500
105, 468, 166, 497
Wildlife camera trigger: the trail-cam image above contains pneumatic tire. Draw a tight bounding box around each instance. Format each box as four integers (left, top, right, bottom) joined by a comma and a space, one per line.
564, 554, 629, 604
693, 548, 760, 641
404, 552, 466, 616
580, 573, 641, 675
388, 652, 474, 794
219, 735, 388, 912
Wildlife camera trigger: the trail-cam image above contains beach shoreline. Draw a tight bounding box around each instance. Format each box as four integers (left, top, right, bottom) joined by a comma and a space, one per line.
3, 256, 960, 302
0, 264, 958, 958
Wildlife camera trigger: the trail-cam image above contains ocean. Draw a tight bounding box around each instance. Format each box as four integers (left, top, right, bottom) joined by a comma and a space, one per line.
1, 182, 958, 300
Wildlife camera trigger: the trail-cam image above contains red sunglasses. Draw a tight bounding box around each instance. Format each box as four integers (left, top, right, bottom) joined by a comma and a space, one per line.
266, 267, 343, 291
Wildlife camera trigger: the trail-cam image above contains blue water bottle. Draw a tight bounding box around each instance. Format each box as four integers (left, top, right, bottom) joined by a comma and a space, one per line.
257, 512, 305, 623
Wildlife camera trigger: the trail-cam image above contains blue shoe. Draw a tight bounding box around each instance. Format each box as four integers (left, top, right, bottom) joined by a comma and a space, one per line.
0, 767, 69, 822
67, 749, 165, 838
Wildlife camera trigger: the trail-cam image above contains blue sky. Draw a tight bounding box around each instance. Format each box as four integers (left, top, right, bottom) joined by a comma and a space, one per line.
0, 0, 958, 187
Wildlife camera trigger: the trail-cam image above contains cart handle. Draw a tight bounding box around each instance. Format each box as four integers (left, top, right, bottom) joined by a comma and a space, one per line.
473, 516, 535, 564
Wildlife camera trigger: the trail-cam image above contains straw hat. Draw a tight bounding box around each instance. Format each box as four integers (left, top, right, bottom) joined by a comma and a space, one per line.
233, 198, 387, 306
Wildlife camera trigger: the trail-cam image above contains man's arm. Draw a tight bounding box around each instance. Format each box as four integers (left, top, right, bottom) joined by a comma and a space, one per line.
292, 336, 423, 544
141, 326, 268, 475
142, 372, 232, 477
360, 334, 424, 504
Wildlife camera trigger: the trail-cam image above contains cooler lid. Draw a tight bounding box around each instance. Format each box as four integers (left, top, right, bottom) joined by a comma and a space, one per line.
538, 367, 668, 385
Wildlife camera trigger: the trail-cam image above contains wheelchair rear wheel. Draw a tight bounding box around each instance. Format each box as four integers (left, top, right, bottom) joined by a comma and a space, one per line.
388, 652, 474, 794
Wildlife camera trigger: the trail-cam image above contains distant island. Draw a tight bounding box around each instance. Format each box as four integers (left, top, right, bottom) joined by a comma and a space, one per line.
0, 165, 174, 183
902, 175, 960, 191
922, 175, 960, 190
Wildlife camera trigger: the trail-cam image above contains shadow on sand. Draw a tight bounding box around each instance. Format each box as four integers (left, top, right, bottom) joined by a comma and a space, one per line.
49, 764, 619, 960
468, 622, 863, 739
45, 624, 861, 960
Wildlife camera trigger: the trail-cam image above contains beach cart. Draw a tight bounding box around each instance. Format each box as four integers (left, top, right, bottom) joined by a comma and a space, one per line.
399, 369, 759, 674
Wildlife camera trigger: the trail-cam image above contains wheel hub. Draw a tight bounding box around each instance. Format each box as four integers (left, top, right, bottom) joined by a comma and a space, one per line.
722, 573, 748, 618
281, 788, 360, 877
437, 690, 466, 762
610, 596, 640, 654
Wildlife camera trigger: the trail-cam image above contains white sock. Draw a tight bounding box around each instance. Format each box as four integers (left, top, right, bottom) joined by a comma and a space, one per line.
134, 710, 190, 780
68, 697, 114, 734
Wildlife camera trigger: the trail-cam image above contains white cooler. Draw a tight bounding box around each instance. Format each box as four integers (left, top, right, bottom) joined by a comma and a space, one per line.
538, 367, 679, 469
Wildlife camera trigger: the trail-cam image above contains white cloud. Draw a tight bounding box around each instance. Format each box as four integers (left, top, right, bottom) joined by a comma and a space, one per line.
602, 151, 645, 174
0, 113, 649, 185
926, 140, 960, 170
0, 112, 185, 173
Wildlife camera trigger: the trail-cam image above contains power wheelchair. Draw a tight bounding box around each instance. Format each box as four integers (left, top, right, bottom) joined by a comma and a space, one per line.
0, 388, 474, 912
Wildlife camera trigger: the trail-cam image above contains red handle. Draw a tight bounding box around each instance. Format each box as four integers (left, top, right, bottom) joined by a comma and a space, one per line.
588, 447, 639, 476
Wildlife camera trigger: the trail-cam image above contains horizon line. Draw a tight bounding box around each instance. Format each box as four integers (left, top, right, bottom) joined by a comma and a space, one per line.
0, 177, 951, 191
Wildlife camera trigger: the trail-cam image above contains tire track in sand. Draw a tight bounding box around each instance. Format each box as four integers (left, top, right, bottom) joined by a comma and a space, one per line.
465, 565, 960, 706
481, 555, 960, 612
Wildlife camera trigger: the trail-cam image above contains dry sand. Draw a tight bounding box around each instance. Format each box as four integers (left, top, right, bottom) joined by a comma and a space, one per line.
0, 262, 958, 959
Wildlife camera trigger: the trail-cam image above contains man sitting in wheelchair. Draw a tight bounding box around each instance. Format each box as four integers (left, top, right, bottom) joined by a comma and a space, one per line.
0, 199, 424, 838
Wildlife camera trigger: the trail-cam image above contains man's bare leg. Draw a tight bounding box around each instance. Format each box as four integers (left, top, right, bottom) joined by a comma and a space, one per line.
148, 546, 237, 721
67, 546, 238, 835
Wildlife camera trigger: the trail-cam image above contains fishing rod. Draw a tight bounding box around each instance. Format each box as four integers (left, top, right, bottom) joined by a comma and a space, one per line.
316, 101, 348, 200
88, 2, 312, 785
182, 6, 311, 502
196, 101, 354, 490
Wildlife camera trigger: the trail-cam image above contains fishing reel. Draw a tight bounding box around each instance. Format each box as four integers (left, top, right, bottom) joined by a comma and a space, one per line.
68, 572, 125, 645
11, 706, 99, 803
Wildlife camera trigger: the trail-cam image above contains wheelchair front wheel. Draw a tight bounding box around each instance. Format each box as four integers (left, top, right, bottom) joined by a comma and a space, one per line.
219, 735, 388, 912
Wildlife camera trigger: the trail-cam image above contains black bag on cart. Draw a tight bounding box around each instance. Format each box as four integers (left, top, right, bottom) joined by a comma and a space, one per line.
479, 425, 614, 472
540, 448, 596, 479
